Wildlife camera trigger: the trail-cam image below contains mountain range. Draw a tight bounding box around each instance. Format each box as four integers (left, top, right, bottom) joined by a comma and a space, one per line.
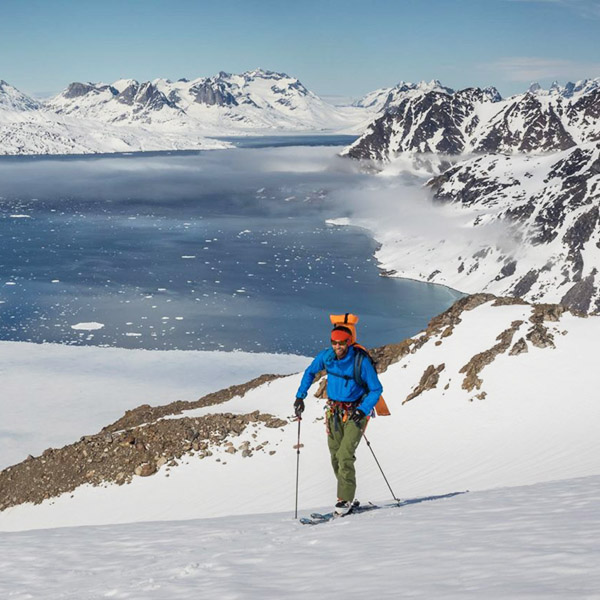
47, 69, 371, 130
3, 72, 599, 157
0, 70, 374, 155
344, 78, 600, 162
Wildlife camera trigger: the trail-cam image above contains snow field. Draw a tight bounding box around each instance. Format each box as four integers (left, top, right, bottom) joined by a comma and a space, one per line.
0, 475, 598, 599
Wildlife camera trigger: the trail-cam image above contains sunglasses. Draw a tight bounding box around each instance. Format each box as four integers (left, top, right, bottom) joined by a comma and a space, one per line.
331, 340, 349, 346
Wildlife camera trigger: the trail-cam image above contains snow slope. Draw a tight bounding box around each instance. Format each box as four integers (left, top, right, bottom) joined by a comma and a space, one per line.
2, 296, 599, 532
1, 475, 598, 599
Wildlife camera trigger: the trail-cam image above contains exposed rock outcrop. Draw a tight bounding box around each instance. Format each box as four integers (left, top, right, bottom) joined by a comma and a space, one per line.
404, 364, 446, 403
459, 320, 524, 392
0, 411, 286, 511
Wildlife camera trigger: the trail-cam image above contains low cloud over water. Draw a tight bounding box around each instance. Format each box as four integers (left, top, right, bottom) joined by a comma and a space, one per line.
0, 146, 467, 353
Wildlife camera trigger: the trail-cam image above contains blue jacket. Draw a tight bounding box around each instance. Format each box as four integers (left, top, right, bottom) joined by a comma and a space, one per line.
296, 345, 383, 415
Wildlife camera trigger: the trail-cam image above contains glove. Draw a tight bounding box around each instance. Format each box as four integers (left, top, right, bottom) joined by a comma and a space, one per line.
350, 408, 366, 426
294, 398, 305, 417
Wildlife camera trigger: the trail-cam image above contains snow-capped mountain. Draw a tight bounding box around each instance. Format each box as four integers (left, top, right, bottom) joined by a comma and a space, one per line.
352, 80, 458, 114
528, 78, 600, 99
352, 142, 600, 312
0, 70, 376, 155
0, 80, 41, 113
352, 86, 394, 111
49, 79, 184, 125
426, 142, 600, 311
0, 80, 228, 155
47, 69, 371, 132
340, 80, 600, 312
344, 78, 600, 162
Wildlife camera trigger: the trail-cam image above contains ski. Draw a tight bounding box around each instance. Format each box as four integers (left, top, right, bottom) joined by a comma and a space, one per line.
300, 502, 381, 525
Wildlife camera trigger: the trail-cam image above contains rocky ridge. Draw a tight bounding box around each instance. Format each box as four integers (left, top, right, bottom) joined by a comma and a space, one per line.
344, 78, 600, 165
0, 374, 287, 511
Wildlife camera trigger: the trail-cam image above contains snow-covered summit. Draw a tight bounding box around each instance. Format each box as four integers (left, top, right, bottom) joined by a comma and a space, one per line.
527, 77, 600, 99
0, 80, 41, 113
0, 77, 232, 154
47, 68, 371, 132
49, 79, 183, 124
353, 79, 460, 114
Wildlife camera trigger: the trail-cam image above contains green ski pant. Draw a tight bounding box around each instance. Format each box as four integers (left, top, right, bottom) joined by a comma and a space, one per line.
326, 411, 367, 502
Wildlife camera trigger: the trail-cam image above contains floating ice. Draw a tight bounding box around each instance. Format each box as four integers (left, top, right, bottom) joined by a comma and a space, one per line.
71, 322, 104, 331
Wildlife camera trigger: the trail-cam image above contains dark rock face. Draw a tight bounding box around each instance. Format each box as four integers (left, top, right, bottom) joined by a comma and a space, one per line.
474, 94, 575, 153
344, 111, 397, 161
344, 89, 483, 161
116, 82, 175, 112
496, 260, 517, 281
563, 207, 599, 278
567, 88, 600, 141
115, 83, 138, 106
561, 272, 596, 312
63, 82, 99, 99
346, 83, 598, 164
135, 83, 174, 111
512, 270, 540, 297
191, 81, 239, 107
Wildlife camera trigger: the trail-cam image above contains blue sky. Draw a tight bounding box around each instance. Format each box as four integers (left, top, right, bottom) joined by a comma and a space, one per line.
1, 0, 599, 101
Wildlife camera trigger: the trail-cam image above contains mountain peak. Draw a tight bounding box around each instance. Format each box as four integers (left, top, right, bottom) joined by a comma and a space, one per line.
0, 80, 41, 111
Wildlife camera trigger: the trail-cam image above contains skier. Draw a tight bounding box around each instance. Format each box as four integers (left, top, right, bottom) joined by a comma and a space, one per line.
294, 324, 383, 515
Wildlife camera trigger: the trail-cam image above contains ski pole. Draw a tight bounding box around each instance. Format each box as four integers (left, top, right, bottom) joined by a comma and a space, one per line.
294, 415, 302, 519
361, 431, 401, 505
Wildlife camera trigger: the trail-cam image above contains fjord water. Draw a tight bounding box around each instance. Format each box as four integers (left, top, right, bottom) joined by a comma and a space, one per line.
0, 140, 461, 355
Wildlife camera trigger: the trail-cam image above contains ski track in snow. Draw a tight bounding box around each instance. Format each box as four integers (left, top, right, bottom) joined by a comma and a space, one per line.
1, 476, 598, 599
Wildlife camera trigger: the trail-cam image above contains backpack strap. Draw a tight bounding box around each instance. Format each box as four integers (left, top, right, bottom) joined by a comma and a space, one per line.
353, 349, 367, 391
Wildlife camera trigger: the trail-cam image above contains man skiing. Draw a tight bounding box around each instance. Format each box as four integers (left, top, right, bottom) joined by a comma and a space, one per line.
294, 324, 383, 515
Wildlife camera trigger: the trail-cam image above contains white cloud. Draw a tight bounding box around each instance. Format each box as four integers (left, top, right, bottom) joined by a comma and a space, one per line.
484, 56, 600, 83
